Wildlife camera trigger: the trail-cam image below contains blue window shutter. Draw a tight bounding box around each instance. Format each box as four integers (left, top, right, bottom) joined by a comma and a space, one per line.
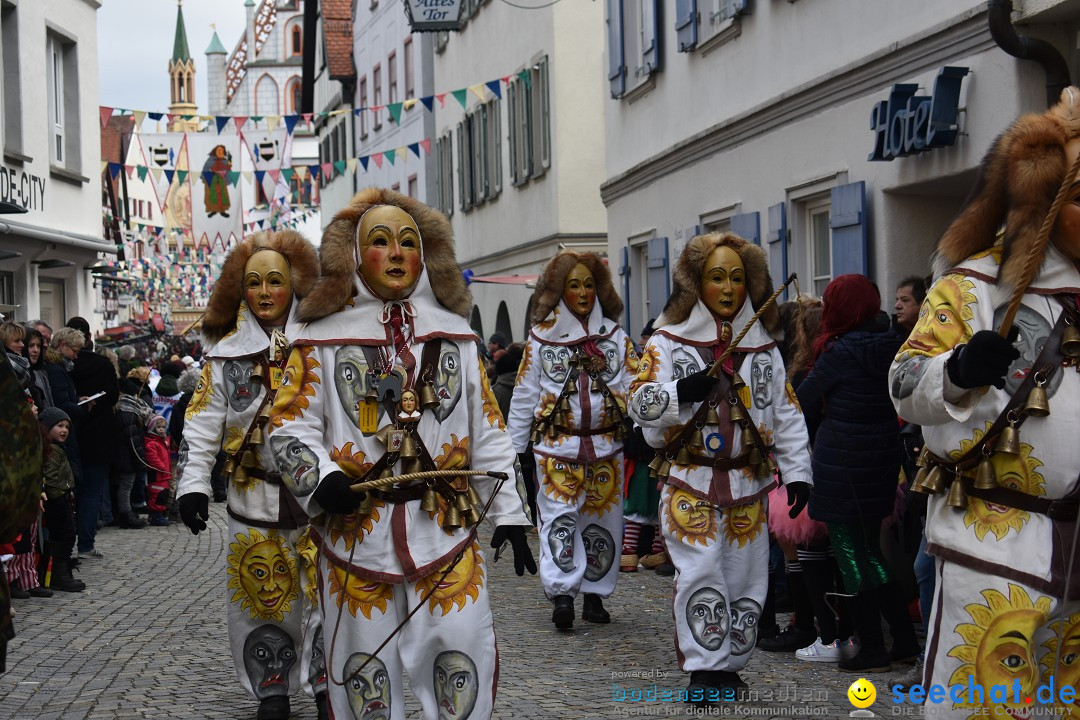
675, 0, 698, 52
830, 181, 868, 277
619, 245, 631, 329
766, 202, 788, 299
607, 0, 626, 98
730, 211, 760, 246
642, 0, 660, 75
647, 237, 670, 319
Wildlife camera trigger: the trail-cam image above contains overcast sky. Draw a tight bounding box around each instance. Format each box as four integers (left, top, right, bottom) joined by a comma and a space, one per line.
98, 0, 247, 113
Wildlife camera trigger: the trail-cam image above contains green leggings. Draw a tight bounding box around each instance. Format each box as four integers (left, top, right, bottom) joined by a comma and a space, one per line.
826, 521, 892, 594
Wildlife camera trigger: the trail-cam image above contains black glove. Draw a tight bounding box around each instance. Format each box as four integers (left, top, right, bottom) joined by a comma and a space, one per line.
676, 369, 718, 404
178, 493, 209, 535
946, 327, 1020, 390
786, 482, 809, 520
490, 525, 538, 577
313, 471, 365, 515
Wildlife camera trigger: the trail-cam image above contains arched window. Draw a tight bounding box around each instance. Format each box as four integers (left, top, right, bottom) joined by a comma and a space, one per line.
290, 24, 302, 57
470, 306, 484, 338
286, 76, 302, 114
255, 74, 279, 116
495, 301, 512, 344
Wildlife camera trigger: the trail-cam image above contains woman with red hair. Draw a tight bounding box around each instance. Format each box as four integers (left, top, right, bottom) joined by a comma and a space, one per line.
795, 274, 919, 673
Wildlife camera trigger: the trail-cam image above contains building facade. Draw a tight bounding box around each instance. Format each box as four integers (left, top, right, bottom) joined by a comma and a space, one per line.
432, 0, 609, 343
602, 0, 1079, 335
311, 0, 355, 222
0, 0, 110, 331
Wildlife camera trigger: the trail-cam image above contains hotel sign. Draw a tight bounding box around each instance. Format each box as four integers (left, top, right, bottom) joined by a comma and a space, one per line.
869, 66, 969, 162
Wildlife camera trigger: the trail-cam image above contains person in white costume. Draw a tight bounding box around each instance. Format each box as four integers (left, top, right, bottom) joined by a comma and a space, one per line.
268, 188, 535, 720
176, 231, 326, 720
507, 251, 637, 629
889, 89, 1080, 719
628, 232, 812, 700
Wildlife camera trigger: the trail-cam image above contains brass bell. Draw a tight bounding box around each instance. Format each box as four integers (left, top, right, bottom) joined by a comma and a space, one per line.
1062, 322, 1080, 358
604, 393, 618, 411
1023, 380, 1050, 418
223, 455, 237, 476
675, 445, 692, 465
399, 433, 418, 458
442, 504, 462, 530
565, 379, 578, 394
747, 445, 764, 466
765, 455, 779, 476
657, 459, 672, 479
689, 428, 706, 454
249, 426, 264, 447
357, 491, 374, 516
546, 423, 559, 439
420, 485, 440, 513
250, 363, 264, 381
946, 478, 968, 508
915, 448, 931, 468
455, 492, 472, 513
530, 427, 543, 445
402, 458, 424, 475
648, 455, 665, 478
559, 396, 572, 412
911, 466, 931, 494
241, 449, 258, 468
365, 383, 379, 402
729, 401, 747, 425
705, 404, 722, 426
731, 371, 746, 391
591, 376, 604, 393
466, 484, 482, 508
974, 455, 997, 491
994, 422, 1021, 456
379, 468, 395, 480
257, 404, 272, 422
921, 466, 947, 495
462, 506, 482, 526
419, 383, 439, 410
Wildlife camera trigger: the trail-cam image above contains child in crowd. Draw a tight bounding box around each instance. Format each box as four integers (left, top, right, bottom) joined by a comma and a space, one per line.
38, 408, 85, 592
144, 415, 172, 526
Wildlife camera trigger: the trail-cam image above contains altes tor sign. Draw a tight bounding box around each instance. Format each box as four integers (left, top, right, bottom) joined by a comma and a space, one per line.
402, 0, 464, 31
869, 66, 969, 162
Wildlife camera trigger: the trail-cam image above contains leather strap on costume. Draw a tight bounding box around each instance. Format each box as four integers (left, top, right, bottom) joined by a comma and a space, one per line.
553, 424, 620, 437
964, 485, 1080, 522
686, 453, 753, 471
659, 370, 732, 459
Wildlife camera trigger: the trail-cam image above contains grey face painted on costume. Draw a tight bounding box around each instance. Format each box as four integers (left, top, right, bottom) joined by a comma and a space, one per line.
176, 439, 190, 478
334, 346, 381, 431
433, 345, 462, 422
269, 435, 320, 497
729, 597, 762, 655
224, 359, 261, 412
891, 355, 928, 400
996, 304, 1063, 397
547, 514, 577, 573
670, 347, 701, 382
637, 384, 669, 421
307, 625, 326, 691
539, 345, 571, 383
597, 339, 619, 383
344, 652, 391, 720
433, 650, 478, 720
582, 524, 614, 582
686, 587, 728, 651
750, 354, 773, 409
243, 624, 297, 699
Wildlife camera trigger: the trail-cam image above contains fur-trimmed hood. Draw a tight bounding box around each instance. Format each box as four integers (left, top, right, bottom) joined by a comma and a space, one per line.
936, 86, 1080, 286
298, 187, 471, 322
202, 230, 319, 344
530, 251, 623, 326
657, 231, 780, 338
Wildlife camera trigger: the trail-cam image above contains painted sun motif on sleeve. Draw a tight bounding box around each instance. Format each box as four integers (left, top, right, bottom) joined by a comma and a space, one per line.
269, 345, 321, 429
227, 528, 300, 622
948, 583, 1051, 720
186, 363, 215, 420
415, 542, 485, 616
327, 564, 394, 619
515, 340, 533, 385
537, 308, 559, 330
784, 382, 802, 413
949, 422, 1045, 542
1041, 611, 1080, 715
898, 274, 977, 360
476, 356, 504, 428
623, 337, 640, 375
631, 345, 661, 395
722, 499, 765, 548
331, 442, 375, 480
295, 528, 320, 607
663, 487, 717, 546
582, 460, 619, 516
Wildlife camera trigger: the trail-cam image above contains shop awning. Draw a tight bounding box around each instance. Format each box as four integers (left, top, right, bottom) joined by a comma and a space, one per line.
103, 324, 139, 337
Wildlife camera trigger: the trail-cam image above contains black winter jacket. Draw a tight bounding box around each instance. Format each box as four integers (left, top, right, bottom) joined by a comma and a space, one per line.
69, 349, 119, 465
114, 395, 150, 474
796, 320, 904, 524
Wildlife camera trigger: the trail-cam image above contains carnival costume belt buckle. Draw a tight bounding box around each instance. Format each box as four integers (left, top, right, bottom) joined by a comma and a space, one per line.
1046, 500, 1080, 522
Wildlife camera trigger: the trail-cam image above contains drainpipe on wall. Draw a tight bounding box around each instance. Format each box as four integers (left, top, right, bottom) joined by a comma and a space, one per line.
987, 0, 1071, 107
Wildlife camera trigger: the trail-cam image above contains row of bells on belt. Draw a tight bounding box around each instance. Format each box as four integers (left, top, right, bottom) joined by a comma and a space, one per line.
419, 483, 483, 529
223, 445, 262, 482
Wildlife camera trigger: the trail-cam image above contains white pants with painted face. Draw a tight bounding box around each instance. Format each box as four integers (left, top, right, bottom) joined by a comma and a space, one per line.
661, 486, 769, 673
535, 454, 624, 599
224, 518, 325, 702
319, 542, 498, 720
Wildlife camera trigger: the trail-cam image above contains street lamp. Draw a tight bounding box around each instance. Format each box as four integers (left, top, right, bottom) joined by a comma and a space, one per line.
402, 0, 465, 31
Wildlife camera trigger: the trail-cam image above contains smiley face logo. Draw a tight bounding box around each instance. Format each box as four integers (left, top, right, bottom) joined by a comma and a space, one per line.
847, 678, 876, 709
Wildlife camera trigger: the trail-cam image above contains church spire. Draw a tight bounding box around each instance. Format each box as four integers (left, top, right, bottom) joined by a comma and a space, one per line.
167, 0, 198, 131
172, 0, 192, 63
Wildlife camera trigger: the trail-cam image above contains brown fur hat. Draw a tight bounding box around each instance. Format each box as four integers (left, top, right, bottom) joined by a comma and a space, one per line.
657, 231, 780, 338
530, 251, 623, 325
297, 187, 471, 322
936, 86, 1080, 287
202, 230, 319, 343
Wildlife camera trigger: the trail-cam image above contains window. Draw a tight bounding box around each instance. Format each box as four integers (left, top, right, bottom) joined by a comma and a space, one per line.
255, 74, 280, 116
675, 0, 749, 54
291, 172, 313, 206
606, 0, 659, 98
388, 51, 398, 105
407, 174, 418, 198
403, 38, 414, 100
508, 56, 549, 186
287, 77, 302, 114
330, 127, 340, 180
436, 132, 453, 216
2, 3, 22, 156
373, 65, 382, 129
359, 76, 368, 138
391, 182, 400, 193
47, 34, 65, 165
0, 270, 15, 318
290, 23, 302, 56
807, 201, 831, 295
459, 98, 502, 211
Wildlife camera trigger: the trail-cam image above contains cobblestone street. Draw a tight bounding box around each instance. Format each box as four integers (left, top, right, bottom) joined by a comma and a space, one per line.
2, 503, 875, 719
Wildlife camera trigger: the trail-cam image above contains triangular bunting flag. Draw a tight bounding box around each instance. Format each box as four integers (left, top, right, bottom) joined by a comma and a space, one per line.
420, 96, 434, 112
387, 102, 403, 125
468, 84, 486, 102
519, 69, 532, 89
302, 113, 314, 127
320, 162, 332, 178
359, 156, 370, 172
486, 80, 502, 99
281, 167, 294, 182
408, 143, 420, 159
242, 171, 254, 183
124, 165, 136, 180
372, 153, 383, 169
268, 169, 280, 182
163, 169, 175, 184
385, 149, 396, 165
346, 158, 358, 172
99, 107, 114, 129
309, 164, 321, 180
177, 170, 188, 185
333, 160, 346, 175
216, 116, 230, 133
137, 165, 149, 182
148, 112, 163, 121
100, 161, 108, 175
284, 115, 299, 133
250, 115, 263, 124
451, 89, 468, 109
202, 170, 215, 186
267, 116, 280, 132
436, 93, 447, 108
254, 170, 266, 184
108, 163, 122, 179
234, 116, 248, 131
228, 171, 241, 187
133, 110, 147, 126
151, 167, 163, 184
420, 139, 432, 155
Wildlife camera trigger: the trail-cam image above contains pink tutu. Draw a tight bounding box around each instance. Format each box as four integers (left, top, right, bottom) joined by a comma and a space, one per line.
767, 485, 828, 546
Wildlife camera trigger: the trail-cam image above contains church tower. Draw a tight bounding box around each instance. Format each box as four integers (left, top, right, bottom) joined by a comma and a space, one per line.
167, 0, 199, 132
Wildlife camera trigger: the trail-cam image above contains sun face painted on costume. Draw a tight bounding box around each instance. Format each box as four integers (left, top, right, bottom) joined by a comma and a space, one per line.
784, 381, 802, 412
435, 434, 470, 470
185, 363, 215, 420
224, 426, 245, 455
330, 442, 375, 480
948, 583, 1051, 720
295, 528, 319, 607
631, 345, 661, 395
899, 274, 977, 359
477, 354, 504, 428
326, 507, 386, 552
269, 345, 320, 429
1042, 612, 1080, 714
723, 499, 765, 548
541, 456, 585, 503
664, 487, 717, 545
415, 542, 485, 616
327, 564, 394, 619
582, 460, 619, 516
950, 422, 1045, 542
227, 529, 300, 622
515, 340, 533, 384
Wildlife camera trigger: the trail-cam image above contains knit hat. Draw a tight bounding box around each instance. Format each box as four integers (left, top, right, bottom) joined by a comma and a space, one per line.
39, 406, 71, 430
147, 414, 167, 436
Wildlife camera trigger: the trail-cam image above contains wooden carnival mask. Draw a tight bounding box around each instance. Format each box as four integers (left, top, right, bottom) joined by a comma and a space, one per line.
700, 245, 747, 320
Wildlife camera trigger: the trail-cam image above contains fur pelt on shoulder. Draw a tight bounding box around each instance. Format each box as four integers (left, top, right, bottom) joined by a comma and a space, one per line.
530, 251, 623, 325
657, 231, 780, 337
298, 187, 471, 321
936, 86, 1080, 287
202, 230, 319, 343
